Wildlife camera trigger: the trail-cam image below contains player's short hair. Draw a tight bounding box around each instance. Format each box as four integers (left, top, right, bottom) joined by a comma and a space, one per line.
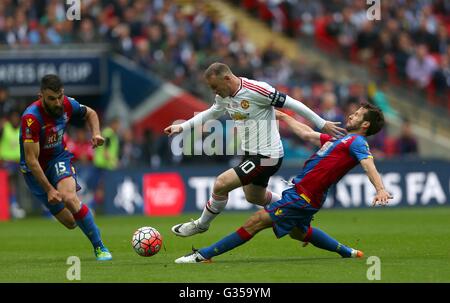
204, 62, 232, 79
361, 102, 385, 136
41, 74, 63, 92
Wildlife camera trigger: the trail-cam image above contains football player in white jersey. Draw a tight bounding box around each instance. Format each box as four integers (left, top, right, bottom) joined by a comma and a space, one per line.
164, 62, 346, 237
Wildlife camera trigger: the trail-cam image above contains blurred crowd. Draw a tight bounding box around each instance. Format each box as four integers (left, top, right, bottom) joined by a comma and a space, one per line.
234, 0, 450, 110
0, 3, 423, 164
0, 0, 422, 160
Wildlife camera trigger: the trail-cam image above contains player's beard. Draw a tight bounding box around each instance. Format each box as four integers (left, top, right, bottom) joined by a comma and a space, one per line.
42, 99, 64, 118
345, 120, 363, 132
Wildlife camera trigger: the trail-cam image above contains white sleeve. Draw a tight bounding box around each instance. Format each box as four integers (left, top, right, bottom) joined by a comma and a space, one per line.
243, 79, 326, 129
180, 98, 226, 131
283, 96, 326, 129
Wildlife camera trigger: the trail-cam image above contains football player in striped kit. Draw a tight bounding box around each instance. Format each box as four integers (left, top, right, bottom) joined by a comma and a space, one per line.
165, 62, 346, 237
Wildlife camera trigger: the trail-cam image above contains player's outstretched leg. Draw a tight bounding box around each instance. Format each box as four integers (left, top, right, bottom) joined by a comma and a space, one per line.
292, 226, 363, 258
58, 177, 112, 261
175, 227, 253, 263
172, 169, 241, 237
171, 191, 227, 237
175, 209, 271, 263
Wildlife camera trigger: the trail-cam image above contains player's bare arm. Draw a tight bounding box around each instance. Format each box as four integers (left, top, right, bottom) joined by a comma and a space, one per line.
275, 110, 322, 147
85, 106, 104, 148
360, 157, 393, 206
23, 141, 62, 204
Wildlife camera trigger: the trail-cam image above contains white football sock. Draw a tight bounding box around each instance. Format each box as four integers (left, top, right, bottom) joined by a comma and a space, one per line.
197, 192, 228, 227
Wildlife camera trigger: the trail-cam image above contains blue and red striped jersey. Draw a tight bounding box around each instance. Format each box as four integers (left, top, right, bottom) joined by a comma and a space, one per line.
19, 96, 86, 172
293, 133, 373, 208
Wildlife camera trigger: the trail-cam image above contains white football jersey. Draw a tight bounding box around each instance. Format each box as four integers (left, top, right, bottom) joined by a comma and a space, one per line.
210, 77, 287, 158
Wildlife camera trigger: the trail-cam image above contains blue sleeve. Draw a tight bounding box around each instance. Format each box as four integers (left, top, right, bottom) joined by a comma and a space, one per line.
349, 136, 373, 162
68, 97, 87, 120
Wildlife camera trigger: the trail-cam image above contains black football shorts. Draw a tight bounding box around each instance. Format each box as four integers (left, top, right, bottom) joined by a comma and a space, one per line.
233, 154, 283, 187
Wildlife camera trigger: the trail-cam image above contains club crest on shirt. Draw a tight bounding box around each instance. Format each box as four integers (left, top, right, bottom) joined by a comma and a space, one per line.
275, 209, 283, 216
240, 100, 249, 109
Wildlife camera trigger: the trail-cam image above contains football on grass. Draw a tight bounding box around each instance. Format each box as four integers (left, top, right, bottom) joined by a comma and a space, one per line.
132, 227, 162, 257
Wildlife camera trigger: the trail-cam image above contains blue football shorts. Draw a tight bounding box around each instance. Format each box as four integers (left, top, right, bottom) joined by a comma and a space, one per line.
23, 156, 81, 215
264, 187, 319, 238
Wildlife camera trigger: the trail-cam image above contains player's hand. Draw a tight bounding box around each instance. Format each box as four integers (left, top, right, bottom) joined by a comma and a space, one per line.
321, 121, 347, 138
91, 134, 105, 148
164, 125, 183, 137
371, 189, 393, 207
47, 188, 62, 204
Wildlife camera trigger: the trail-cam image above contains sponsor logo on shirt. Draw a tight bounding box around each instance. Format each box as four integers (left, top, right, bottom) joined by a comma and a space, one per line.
47, 133, 58, 144
43, 129, 64, 149
231, 112, 249, 121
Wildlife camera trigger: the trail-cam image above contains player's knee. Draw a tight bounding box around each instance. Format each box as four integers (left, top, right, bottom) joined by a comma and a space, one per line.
289, 231, 304, 241
65, 221, 77, 230
213, 176, 229, 195
243, 210, 269, 234
60, 192, 80, 209
246, 194, 266, 206
289, 229, 307, 241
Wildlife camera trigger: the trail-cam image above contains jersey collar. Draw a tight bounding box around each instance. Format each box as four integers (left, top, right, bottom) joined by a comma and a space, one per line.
231, 78, 243, 97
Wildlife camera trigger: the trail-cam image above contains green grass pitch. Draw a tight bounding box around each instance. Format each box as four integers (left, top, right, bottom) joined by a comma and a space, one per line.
1, 207, 449, 282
